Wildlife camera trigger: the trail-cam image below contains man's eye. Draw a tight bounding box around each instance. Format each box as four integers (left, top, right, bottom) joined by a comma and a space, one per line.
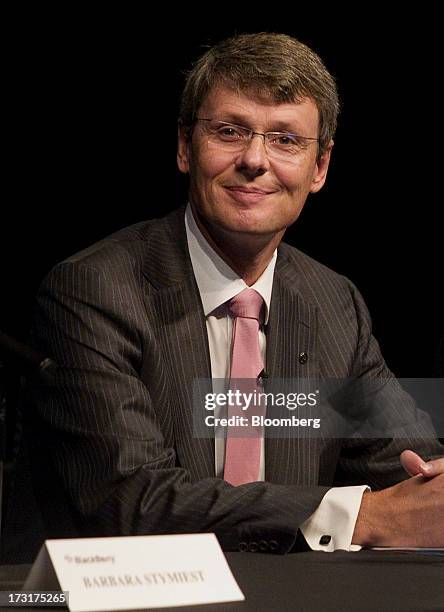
272, 134, 299, 146
218, 126, 241, 139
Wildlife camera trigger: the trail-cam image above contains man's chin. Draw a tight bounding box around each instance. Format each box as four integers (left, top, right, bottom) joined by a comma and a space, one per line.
216, 218, 284, 240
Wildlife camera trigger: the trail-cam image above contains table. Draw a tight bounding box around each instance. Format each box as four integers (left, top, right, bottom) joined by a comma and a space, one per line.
1, 550, 443, 612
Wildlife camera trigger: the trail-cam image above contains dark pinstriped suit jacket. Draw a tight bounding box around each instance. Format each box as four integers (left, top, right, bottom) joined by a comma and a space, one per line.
27, 206, 442, 553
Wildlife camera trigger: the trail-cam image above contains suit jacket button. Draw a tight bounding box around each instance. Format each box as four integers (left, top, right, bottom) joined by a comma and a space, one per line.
269, 540, 279, 551
259, 540, 269, 552
238, 541, 248, 552
248, 541, 258, 552
319, 535, 332, 545
299, 351, 308, 364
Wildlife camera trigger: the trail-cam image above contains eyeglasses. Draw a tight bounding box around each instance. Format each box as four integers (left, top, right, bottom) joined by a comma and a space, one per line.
195, 118, 319, 161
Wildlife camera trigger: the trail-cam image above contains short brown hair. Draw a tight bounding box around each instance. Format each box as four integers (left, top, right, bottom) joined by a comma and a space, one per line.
179, 32, 339, 156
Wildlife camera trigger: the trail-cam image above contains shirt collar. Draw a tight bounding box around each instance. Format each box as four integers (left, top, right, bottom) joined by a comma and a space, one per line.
185, 203, 276, 324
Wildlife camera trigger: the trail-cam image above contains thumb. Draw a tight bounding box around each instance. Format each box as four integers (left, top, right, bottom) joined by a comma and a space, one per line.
400, 450, 427, 476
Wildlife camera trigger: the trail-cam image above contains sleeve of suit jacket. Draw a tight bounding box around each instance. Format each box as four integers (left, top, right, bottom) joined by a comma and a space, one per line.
322, 275, 443, 490
29, 250, 329, 553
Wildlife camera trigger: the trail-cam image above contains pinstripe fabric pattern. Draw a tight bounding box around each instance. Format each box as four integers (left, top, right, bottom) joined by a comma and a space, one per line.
25, 206, 442, 553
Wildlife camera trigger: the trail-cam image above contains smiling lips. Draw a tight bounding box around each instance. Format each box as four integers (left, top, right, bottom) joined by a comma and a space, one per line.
225, 185, 277, 204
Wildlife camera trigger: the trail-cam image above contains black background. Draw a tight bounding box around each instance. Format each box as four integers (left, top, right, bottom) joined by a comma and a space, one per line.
2, 8, 443, 378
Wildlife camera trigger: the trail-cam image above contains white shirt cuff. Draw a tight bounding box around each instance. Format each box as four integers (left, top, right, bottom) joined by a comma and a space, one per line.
300, 485, 370, 552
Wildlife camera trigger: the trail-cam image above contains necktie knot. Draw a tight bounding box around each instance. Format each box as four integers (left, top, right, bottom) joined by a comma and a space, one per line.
228, 288, 264, 322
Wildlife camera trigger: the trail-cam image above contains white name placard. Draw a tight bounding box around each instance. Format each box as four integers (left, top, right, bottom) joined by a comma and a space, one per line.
24, 533, 244, 611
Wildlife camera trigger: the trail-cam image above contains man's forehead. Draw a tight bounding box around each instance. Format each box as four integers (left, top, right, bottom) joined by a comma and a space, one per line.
199, 85, 319, 130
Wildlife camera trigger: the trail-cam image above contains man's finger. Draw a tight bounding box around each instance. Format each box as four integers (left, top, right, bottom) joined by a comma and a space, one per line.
419, 457, 444, 476
400, 450, 424, 476
400, 450, 444, 477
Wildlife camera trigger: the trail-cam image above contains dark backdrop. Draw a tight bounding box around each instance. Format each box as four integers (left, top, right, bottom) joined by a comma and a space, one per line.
2, 10, 443, 380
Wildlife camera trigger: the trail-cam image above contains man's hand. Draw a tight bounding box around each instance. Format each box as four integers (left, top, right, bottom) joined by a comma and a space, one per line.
352, 473, 444, 547
400, 449, 444, 477
353, 449, 444, 547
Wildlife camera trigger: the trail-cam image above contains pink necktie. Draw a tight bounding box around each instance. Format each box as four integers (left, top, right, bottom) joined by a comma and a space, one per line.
224, 288, 266, 486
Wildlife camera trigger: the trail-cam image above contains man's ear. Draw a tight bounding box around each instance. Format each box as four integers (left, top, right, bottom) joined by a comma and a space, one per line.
310, 140, 334, 194
177, 124, 191, 174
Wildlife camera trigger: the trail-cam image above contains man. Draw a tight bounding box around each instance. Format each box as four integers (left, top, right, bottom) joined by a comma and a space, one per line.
22, 32, 444, 555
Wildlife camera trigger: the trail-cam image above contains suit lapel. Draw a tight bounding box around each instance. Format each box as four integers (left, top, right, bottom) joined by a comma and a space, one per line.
265, 250, 320, 485
141, 208, 215, 480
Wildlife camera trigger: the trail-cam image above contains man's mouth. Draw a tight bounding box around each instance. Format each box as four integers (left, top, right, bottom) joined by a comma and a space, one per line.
224, 186, 277, 203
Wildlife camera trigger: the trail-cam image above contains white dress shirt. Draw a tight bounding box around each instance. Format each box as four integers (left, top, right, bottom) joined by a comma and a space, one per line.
185, 204, 367, 551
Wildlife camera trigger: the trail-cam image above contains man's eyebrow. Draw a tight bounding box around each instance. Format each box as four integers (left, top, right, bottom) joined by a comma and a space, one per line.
267, 120, 303, 133
214, 112, 254, 126
213, 113, 303, 133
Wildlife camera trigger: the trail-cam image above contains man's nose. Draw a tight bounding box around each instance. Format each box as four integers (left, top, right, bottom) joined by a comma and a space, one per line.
235, 134, 271, 176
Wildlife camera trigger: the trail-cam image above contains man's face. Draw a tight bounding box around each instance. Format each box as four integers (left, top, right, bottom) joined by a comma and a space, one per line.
177, 86, 332, 245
